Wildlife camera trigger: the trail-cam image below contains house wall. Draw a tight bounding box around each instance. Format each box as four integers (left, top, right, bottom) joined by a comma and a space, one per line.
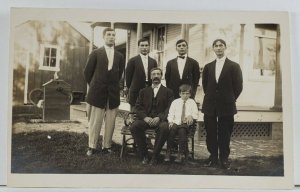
13, 21, 89, 105
126, 23, 277, 108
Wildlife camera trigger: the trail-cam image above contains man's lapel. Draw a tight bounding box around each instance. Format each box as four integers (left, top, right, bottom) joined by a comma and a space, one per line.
101, 47, 109, 69
218, 58, 230, 82
182, 57, 190, 78
137, 55, 146, 77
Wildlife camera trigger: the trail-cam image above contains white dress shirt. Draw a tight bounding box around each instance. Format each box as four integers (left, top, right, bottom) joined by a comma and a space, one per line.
104, 45, 114, 70
152, 83, 161, 98
177, 54, 187, 79
140, 54, 149, 81
168, 98, 198, 125
215, 56, 226, 83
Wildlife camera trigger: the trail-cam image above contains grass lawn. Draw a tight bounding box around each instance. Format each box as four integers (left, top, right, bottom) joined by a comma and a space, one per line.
11, 130, 283, 176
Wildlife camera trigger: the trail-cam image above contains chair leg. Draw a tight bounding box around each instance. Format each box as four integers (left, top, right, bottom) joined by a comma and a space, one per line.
120, 135, 126, 159
191, 137, 195, 160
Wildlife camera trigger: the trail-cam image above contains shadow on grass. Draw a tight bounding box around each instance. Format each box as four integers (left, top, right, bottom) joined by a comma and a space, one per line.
11, 130, 283, 176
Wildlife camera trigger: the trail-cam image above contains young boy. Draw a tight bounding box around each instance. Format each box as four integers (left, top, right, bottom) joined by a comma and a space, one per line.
165, 84, 199, 163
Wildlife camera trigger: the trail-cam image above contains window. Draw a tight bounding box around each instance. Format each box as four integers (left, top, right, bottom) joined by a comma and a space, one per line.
156, 26, 166, 68
253, 24, 277, 77
39, 44, 60, 71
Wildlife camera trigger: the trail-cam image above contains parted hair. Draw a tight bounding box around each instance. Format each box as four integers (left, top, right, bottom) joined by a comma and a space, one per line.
138, 38, 150, 46
103, 27, 115, 36
212, 39, 227, 47
179, 84, 192, 93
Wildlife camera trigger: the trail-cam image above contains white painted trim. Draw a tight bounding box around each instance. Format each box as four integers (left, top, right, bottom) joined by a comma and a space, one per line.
197, 111, 282, 122
39, 43, 60, 72
23, 52, 30, 104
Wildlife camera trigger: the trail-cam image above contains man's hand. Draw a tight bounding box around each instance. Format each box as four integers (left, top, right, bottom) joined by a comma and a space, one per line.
186, 116, 194, 126
151, 117, 160, 127
144, 117, 153, 126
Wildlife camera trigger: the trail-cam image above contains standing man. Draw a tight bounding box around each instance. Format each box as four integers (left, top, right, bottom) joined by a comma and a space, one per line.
126, 38, 157, 111
130, 68, 174, 165
202, 39, 243, 169
84, 27, 125, 156
165, 39, 200, 99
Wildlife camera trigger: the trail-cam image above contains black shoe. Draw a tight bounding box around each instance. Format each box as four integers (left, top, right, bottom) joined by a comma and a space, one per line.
149, 157, 158, 165
220, 159, 231, 170
204, 158, 219, 167
86, 147, 96, 156
174, 153, 185, 163
164, 151, 171, 162
142, 156, 149, 165
102, 148, 113, 154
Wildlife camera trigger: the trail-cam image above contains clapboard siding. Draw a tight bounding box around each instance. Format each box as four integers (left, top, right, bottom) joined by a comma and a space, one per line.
13, 20, 90, 105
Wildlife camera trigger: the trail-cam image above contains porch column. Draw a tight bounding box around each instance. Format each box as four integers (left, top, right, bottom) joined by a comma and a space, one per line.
137, 23, 143, 41
273, 24, 282, 111
181, 24, 189, 42
239, 24, 245, 69
89, 26, 95, 54
111, 22, 115, 29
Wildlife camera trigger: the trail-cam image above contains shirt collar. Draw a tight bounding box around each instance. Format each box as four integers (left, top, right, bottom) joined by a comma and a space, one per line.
177, 54, 187, 59
140, 54, 148, 59
104, 45, 114, 50
216, 56, 226, 62
152, 83, 161, 89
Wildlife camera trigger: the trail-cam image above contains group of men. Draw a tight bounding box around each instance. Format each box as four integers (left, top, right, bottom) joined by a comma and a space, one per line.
83, 27, 243, 170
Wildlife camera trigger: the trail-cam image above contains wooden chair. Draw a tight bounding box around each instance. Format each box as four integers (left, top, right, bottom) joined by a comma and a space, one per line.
120, 112, 197, 160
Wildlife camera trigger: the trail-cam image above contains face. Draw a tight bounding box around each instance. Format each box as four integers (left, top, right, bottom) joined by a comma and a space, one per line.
138, 41, 149, 55
213, 41, 226, 58
179, 91, 191, 101
176, 41, 188, 56
103, 30, 116, 47
150, 69, 162, 85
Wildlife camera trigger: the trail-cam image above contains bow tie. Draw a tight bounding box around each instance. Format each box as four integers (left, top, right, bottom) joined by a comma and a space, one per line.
178, 55, 185, 59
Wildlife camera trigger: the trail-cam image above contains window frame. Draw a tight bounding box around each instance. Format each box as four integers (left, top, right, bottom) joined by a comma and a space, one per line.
39, 44, 60, 72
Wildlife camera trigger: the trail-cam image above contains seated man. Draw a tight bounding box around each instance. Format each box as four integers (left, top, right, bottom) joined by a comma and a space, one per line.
165, 84, 199, 163
130, 68, 174, 165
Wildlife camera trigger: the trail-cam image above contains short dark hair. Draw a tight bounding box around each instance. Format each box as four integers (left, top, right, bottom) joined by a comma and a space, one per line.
176, 39, 188, 47
150, 67, 163, 75
103, 27, 115, 37
212, 39, 226, 47
179, 84, 192, 93
138, 38, 150, 46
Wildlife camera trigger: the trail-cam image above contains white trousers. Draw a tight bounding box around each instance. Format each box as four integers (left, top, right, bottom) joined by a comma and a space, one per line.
87, 103, 118, 149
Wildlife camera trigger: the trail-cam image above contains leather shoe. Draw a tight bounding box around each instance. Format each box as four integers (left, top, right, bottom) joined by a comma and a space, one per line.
149, 157, 158, 165
86, 147, 96, 156
220, 159, 231, 170
204, 158, 219, 167
142, 157, 149, 165
102, 148, 113, 154
174, 153, 185, 163
164, 151, 171, 162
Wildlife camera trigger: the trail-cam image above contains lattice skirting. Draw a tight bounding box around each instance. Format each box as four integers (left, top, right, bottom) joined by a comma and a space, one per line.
198, 122, 272, 140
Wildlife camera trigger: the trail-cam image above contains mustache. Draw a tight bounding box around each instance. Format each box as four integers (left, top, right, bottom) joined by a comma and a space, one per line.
152, 77, 160, 81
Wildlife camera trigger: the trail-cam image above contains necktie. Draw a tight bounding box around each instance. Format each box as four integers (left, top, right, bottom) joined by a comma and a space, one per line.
178, 55, 185, 59
181, 101, 186, 123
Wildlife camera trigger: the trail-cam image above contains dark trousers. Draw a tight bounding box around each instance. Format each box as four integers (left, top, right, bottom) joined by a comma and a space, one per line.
204, 114, 234, 161
167, 124, 188, 154
130, 120, 169, 159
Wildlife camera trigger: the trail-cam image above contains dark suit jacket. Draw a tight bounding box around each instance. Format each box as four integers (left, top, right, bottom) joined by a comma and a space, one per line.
165, 57, 200, 98
201, 58, 243, 116
84, 47, 125, 109
135, 85, 174, 121
125, 55, 157, 105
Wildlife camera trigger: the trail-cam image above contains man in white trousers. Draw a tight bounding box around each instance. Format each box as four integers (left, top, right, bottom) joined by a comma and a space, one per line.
84, 27, 125, 156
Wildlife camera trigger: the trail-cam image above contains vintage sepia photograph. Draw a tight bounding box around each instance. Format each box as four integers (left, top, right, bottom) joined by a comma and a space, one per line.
7, 8, 293, 189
